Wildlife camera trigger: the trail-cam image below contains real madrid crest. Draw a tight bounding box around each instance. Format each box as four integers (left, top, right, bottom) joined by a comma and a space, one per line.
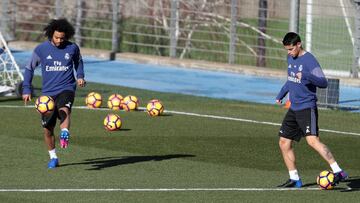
65, 53, 70, 60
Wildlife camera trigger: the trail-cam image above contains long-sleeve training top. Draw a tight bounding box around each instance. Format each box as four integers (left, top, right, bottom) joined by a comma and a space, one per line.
22, 40, 84, 96
276, 52, 328, 111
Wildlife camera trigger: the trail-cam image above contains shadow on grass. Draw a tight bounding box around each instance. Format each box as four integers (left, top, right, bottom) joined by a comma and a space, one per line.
303, 176, 360, 192
341, 176, 360, 192
302, 182, 317, 187
61, 154, 195, 170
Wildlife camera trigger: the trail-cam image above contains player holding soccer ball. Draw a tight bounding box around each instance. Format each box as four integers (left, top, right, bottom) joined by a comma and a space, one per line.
22, 19, 86, 169
276, 32, 348, 188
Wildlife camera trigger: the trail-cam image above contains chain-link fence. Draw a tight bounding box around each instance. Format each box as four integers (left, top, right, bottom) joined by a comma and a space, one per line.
0, 0, 358, 74
1, 0, 355, 76
1, 0, 360, 109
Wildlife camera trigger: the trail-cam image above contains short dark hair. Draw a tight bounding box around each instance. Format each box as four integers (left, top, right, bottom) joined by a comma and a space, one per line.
43, 18, 75, 40
282, 32, 301, 46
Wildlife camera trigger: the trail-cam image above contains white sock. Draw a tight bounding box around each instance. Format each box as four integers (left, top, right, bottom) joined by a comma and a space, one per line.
289, 170, 300, 180
49, 149, 58, 159
330, 162, 342, 173
61, 128, 69, 132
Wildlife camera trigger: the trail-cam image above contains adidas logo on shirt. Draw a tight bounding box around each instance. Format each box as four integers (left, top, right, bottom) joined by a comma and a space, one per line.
46, 55, 53, 60
65, 102, 71, 108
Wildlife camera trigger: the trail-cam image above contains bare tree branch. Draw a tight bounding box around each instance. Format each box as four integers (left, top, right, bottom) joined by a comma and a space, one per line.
142, 0, 280, 58
202, 12, 281, 44
179, 0, 207, 58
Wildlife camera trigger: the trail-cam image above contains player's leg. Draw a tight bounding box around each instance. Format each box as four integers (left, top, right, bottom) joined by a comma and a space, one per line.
279, 137, 296, 171
44, 126, 55, 151
305, 136, 335, 164
56, 91, 75, 148
44, 126, 58, 168
277, 109, 302, 188
300, 108, 348, 183
42, 110, 59, 168
277, 137, 302, 187
59, 107, 70, 130
305, 135, 348, 182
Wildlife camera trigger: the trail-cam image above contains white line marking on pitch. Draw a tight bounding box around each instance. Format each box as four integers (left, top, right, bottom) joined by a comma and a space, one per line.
0, 188, 320, 192
164, 109, 360, 136
1, 105, 360, 137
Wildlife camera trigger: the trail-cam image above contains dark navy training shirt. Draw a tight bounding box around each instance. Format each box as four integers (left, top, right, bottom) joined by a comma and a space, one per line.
22, 40, 84, 97
276, 52, 328, 111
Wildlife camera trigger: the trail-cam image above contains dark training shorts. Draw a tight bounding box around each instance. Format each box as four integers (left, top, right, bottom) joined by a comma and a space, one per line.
278, 107, 319, 142
41, 90, 75, 129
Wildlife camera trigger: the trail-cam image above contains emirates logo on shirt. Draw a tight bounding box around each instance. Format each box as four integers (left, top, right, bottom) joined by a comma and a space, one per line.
45, 61, 70, 72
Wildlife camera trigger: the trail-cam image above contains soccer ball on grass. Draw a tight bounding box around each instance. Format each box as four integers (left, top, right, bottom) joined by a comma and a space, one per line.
86, 92, 102, 108
316, 170, 335, 190
103, 113, 122, 131
122, 95, 139, 111
107, 94, 124, 110
146, 99, 164, 117
35, 95, 55, 115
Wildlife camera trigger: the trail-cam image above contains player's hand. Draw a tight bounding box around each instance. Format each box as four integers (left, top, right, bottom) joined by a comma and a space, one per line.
22, 94, 31, 105
77, 78, 86, 87
276, 99, 282, 105
296, 72, 302, 80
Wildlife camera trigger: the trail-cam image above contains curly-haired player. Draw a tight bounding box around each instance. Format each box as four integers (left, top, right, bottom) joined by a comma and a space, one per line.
22, 18, 86, 169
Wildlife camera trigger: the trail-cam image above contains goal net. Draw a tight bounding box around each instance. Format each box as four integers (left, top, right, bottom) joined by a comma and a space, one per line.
0, 31, 23, 96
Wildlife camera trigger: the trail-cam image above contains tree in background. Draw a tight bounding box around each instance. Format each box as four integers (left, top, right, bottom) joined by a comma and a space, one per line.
257, 0, 267, 67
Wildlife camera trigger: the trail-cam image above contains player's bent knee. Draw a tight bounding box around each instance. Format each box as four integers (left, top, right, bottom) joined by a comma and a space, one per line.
59, 109, 68, 124
305, 135, 319, 147
279, 139, 290, 150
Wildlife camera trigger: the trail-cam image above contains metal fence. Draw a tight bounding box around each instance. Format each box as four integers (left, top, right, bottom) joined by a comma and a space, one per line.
0, 0, 359, 78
